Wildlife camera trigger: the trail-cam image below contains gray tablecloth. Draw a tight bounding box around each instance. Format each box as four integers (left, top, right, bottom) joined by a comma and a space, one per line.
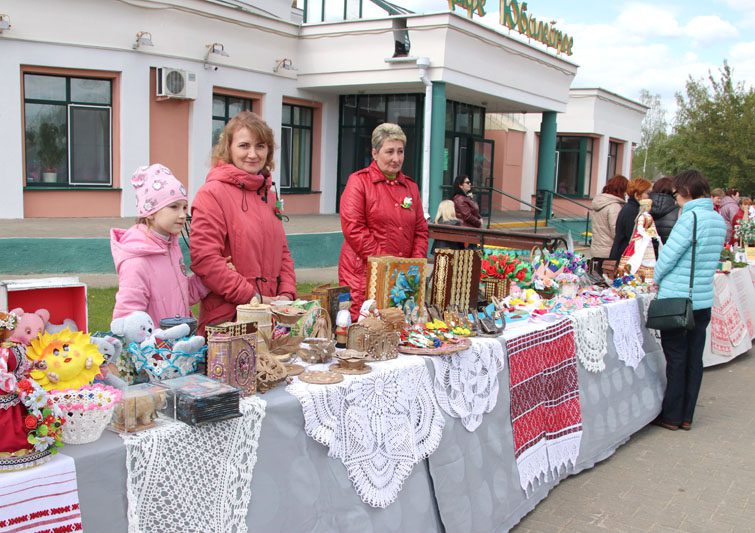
64, 309, 665, 532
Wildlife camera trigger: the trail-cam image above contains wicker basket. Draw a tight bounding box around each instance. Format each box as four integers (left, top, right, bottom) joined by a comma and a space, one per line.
50, 384, 122, 445
206, 320, 257, 338
347, 319, 400, 361
534, 288, 559, 300
480, 278, 511, 301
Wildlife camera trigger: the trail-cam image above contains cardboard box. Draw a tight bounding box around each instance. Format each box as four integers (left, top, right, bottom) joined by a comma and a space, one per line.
0, 277, 88, 333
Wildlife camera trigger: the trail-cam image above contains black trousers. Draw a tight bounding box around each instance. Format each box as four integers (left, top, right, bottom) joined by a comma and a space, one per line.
659, 308, 712, 425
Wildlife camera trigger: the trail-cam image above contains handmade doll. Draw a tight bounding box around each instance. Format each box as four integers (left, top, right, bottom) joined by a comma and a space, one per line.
617, 198, 662, 283
0, 344, 34, 453
335, 293, 352, 348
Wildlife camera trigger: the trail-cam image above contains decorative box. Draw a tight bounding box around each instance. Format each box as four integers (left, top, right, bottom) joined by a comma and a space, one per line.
206, 327, 257, 397
236, 303, 272, 354
0, 277, 88, 333
158, 374, 241, 427
110, 383, 167, 433
347, 318, 400, 361
309, 285, 351, 330
366, 256, 427, 311
480, 278, 511, 301
430, 249, 482, 311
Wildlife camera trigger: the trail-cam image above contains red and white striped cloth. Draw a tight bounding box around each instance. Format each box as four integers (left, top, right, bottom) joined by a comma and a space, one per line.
0, 454, 82, 533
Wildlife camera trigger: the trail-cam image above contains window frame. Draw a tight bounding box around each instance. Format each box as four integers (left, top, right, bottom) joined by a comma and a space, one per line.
211, 93, 255, 146
555, 135, 593, 199
22, 72, 114, 189
280, 103, 314, 193
606, 140, 620, 180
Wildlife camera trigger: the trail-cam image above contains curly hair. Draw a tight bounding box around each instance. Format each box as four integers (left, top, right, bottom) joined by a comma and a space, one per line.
371, 123, 406, 151
211, 111, 276, 171
602, 175, 628, 199
626, 177, 652, 200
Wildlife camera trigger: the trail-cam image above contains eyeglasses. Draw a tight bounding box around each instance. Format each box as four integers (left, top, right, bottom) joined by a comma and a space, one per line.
672, 190, 678, 199
463, 180, 471, 185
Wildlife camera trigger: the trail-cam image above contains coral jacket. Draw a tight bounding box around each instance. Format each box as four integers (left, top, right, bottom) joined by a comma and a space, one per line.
338, 161, 428, 319
111, 224, 209, 326
190, 163, 296, 333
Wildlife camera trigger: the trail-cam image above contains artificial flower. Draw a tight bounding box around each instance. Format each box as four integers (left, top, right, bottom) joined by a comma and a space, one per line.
401, 197, 413, 209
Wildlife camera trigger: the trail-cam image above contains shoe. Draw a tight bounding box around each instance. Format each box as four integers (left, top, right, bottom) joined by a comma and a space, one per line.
680, 421, 692, 431
651, 416, 679, 431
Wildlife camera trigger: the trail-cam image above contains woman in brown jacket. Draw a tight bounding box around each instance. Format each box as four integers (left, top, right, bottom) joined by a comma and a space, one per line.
589, 175, 627, 273
451, 175, 482, 228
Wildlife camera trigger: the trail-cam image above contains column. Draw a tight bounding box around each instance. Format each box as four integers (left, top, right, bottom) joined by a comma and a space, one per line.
535, 111, 557, 221
428, 81, 446, 218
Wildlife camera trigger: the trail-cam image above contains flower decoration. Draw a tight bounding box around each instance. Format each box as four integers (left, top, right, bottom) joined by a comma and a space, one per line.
0, 311, 18, 331
735, 218, 755, 246
26, 329, 105, 391
16, 379, 65, 454
481, 253, 532, 284
532, 249, 588, 277
390, 265, 422, 310
401, 197, 413, 209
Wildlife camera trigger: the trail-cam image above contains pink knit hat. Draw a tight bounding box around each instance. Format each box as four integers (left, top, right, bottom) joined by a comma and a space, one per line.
131, 164, 188, 217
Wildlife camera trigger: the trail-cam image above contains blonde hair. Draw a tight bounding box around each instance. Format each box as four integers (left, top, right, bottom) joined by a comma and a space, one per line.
212, 111, 276, 172
371, 123, 406, 151
435, 200, 458, 223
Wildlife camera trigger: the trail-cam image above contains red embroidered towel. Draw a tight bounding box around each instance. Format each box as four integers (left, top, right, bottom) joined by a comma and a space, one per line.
506, 319, 582, 493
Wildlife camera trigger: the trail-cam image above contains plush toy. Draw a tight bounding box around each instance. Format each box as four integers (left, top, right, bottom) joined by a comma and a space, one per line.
26, 328, 105, 391
8, 308, 50, 346
46, 318, 79, 335
110, 311, 205, 354
112, 388, 167, 432
90, 335, 123, 364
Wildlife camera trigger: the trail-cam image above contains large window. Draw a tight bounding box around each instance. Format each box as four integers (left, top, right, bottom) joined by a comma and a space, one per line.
606, 140, 620, 179
555, 136, 593, 198
24, 74, 112, 187
280, 104, 313, 191
212, 94, 253, 145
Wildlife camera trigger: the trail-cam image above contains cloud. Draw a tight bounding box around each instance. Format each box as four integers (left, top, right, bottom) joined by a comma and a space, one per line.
723, 0, 755, 28
685, 15, 738, 44
728, 41, 755, 87
615, 3, 682, 37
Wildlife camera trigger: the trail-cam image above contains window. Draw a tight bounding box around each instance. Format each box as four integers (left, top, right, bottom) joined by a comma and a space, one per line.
24, 74, 112, 186
555, 136, 593, 198
280, 104, 313, 191
606, 140, 620, 179
212, 94, 253, 146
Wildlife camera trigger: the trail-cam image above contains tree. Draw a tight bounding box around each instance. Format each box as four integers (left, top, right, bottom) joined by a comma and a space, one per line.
658, 62, 755, 193
632, 90, 668, 180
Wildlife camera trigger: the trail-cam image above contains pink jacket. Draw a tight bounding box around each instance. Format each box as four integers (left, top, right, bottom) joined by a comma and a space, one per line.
111, 224, 209, 326
190, 163, 296, 333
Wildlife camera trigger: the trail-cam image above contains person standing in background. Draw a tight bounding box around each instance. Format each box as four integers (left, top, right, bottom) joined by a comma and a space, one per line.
719, 188, 740, 243
589, 175, 628, 274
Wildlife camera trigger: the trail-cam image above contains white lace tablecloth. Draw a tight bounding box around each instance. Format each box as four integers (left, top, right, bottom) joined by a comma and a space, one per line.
122, 396, 267, 533
570, 306, 609, 373
606, 298, 646, 369
286, 356, 444, 508
429, 337, 505, 432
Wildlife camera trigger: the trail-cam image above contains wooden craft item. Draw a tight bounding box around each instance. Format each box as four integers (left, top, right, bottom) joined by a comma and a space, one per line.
431, 249, 482, 310
285, 363, 305, 376
346, 320, 400, 361
236, 303, 272, 354
366, 256, 427, 310
255, 352, 288, 393
298, 338, 336, 364
398, 337, 472, 356
206, 333, 257, 396
206, 320, 257, 338
330, 360, 371, 375
298, 370, 344, 385
377, 307, 406, 332
309, 285, 351, 331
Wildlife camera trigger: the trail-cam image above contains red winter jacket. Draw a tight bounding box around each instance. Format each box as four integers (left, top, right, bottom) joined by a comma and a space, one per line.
190, 163, 296, 333
452, 193, 482, 228
338, 161, 428, 320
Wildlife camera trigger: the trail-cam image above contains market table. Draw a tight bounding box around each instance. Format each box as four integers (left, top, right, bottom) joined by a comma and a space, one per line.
59, 298, 666, 533
703, 266, 755, 367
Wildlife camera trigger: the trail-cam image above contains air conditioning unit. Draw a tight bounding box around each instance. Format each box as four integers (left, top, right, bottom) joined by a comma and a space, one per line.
156, 67, 197, 100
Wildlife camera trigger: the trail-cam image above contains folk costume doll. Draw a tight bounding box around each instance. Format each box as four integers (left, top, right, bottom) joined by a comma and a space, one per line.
0, 344, 33, 454
335, 293, 352, 348
617, 198, 662, 283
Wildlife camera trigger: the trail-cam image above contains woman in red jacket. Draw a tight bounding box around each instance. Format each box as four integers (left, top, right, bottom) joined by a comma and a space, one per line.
338, 123, 428, 320
451, 175, 482, 228
190, 111, 296, 332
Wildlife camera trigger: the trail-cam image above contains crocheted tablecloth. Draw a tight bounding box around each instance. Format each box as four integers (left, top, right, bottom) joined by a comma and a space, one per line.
429, 337, 505, 432
570, 306, 608, 373
606, 298, 646, 369
0, 454, 82, 532
122, 397, 266, 533
286, 356, 444, 508
505, 319, 582, 494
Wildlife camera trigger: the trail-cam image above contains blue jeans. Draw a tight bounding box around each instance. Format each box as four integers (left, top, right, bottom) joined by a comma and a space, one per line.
659, 308, 712, 425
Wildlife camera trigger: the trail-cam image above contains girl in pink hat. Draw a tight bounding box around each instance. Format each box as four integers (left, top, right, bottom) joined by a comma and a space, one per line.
110, 164, 229, 325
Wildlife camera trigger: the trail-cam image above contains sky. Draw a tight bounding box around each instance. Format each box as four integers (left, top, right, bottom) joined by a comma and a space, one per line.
399, 0, 755, 119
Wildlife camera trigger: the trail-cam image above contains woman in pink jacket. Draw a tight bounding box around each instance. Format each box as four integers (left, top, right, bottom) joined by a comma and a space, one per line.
190, 112, 296, 333
111, 164, 209, 326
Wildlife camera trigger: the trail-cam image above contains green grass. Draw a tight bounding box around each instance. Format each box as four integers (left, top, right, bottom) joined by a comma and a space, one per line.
87, 282, 332, 332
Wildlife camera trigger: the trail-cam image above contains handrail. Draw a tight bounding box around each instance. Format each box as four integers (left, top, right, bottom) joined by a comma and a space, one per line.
489, 187, 542, 212
428, 223, 567, 251
548, 190, 593, 212
544, 190, 592, 246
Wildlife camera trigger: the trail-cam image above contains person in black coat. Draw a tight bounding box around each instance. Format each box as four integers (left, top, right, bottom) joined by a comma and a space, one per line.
650, 176, 679, 244
609, 177, 652, 260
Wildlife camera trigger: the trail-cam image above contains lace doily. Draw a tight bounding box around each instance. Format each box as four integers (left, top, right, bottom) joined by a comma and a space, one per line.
637, 293, 662, 346
430, 337, 505, 431
606, 299, 646, 369
286, 356, 444, 508
570, 306, 608, 373
123, 396, 266, 533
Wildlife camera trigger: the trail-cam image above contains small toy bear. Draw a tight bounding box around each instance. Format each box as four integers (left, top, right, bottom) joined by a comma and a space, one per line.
110, 311, 205, 355
8, 308, 50, 346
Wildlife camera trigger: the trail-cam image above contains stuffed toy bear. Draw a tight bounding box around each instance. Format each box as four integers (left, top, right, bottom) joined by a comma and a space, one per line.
110, 311, 205, 354
90, 335, 123, 364
46, 318, 79, 335
8, 308, 50, 345
111, 388, 167, 432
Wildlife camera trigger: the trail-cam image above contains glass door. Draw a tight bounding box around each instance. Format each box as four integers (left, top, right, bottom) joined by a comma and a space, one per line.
472, 139, 494, 221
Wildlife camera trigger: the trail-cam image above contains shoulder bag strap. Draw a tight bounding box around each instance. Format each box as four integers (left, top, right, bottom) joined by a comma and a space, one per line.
689, 211, 697, 299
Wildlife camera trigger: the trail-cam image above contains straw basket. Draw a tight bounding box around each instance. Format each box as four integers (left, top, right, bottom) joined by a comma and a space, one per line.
237, 303, 272, 355
480, 278, 511, 301
50, 384, 122, 445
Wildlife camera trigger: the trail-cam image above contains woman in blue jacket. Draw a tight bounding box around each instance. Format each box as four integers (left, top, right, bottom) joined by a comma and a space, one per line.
653, 170, 726, 431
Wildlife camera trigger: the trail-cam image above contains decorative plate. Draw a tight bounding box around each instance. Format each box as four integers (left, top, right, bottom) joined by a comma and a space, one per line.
297, 370, 344, 385
398, 337, 472, 356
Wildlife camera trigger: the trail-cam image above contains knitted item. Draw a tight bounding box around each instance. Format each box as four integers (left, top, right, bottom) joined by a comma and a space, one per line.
131, 164, 187, 217
570, 306, 608, 373
606, 299, 646, 369
506, 319, 582, 494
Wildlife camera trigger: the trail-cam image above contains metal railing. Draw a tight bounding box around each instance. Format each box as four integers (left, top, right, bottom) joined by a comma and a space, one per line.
542, 190, 593, 246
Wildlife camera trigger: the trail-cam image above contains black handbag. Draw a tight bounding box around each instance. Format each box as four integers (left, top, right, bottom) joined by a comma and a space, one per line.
646, 212, 696, 331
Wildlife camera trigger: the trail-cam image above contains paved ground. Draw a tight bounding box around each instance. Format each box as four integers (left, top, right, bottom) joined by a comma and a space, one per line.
514, 349, 755, 533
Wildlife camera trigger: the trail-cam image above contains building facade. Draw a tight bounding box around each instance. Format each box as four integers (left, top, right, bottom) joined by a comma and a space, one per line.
0, 0, 644, 220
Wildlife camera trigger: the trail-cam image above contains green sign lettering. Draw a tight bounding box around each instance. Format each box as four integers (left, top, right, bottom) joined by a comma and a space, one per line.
498, 0, 573, 56
448, 0, 486, 18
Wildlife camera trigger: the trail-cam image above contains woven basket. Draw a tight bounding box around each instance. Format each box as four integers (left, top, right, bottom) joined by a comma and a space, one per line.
535, 288, 559, 300
481, 278, 511, 301
50, 385, 122, 445
206, 320, 257, 338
